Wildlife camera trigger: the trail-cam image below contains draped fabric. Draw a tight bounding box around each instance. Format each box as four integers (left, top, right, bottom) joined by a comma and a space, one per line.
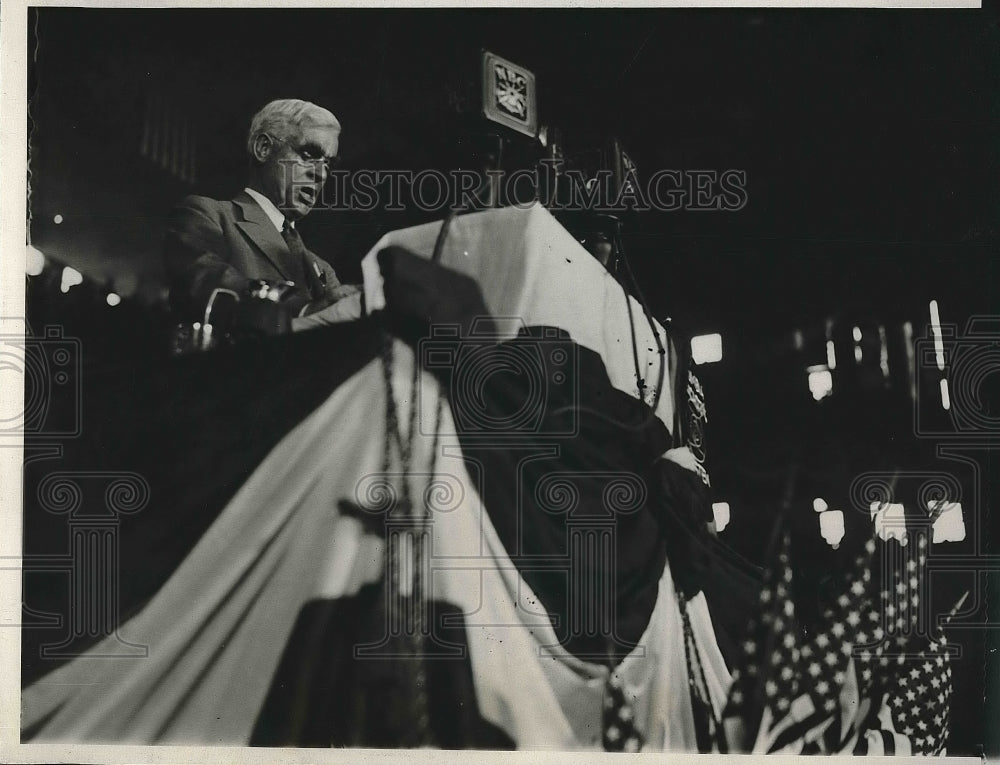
21, 341, 730, 748
361, 202, 672, 431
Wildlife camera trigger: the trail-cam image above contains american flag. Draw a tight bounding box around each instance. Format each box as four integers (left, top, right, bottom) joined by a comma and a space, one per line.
720, 527, 954, 755
855, 530, 955, 755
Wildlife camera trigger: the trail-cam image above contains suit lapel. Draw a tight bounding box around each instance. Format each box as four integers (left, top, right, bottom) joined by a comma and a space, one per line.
234, 191, 294, 281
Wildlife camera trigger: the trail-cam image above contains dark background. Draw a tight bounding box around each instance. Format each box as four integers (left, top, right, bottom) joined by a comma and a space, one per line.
25, 6, 999, 754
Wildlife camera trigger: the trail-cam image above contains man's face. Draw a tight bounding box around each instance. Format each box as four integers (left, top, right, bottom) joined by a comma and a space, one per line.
259, 123, 339, 221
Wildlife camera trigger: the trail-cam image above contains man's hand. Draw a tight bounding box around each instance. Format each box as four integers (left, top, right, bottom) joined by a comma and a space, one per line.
292, 291, 364, 331
298, 283, 362, 317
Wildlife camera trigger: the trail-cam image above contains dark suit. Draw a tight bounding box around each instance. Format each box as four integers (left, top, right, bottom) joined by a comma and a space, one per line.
164, 190, 343, 320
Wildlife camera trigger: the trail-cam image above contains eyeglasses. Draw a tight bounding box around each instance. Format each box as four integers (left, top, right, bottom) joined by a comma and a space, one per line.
265, 133, 339, 172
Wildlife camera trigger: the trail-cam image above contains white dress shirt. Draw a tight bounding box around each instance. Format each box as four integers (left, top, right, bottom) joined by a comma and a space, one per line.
243, 187, 288, 232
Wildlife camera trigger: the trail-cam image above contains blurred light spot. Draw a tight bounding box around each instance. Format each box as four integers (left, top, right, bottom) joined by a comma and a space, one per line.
53, 214, 64, 224
60, 265, 83, 293
929, 300, 945, 371
930, 501, 965, 543
940, 378, 951, 411
819, 509, 845, 548
26, 245, 45, 276
813, 497, 828, 513
712, 502, 730, 533
807, 365, 833, 401
872, 502, 908, 545
878, 325, 890, 379
903, 321, 916, 402
691, 333, 723, 365
793, 329, 804, 351
106, 293, 121, 307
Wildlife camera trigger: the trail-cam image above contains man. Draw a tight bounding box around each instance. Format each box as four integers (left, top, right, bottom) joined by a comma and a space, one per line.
164, 99, 361, 331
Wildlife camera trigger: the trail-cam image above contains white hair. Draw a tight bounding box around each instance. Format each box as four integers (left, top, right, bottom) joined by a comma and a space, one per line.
246, 99, 341, 155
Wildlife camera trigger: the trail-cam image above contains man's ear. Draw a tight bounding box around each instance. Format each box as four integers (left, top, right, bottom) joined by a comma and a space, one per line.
250, 133, 272, 163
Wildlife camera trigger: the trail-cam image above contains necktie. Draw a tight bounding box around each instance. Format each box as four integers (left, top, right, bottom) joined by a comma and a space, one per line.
281, 222, 324, 300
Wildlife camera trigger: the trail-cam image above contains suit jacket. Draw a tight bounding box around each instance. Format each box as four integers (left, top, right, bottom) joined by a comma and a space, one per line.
164, 190, 343, 320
